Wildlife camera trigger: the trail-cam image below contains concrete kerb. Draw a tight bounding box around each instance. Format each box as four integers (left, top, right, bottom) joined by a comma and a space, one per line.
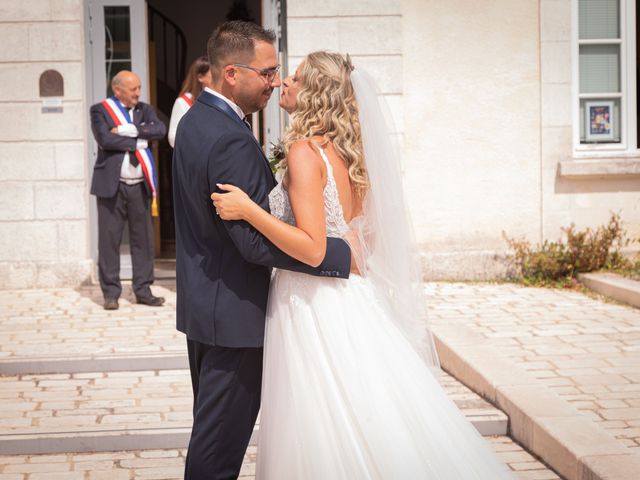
0, 354, 189, 375
578, 272, 640, 309
579, 454, 640, 480
432, 325, 640, 480
0, 426, 259, 456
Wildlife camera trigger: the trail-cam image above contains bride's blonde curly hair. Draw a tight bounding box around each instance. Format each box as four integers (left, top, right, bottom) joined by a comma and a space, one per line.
282, 51, 369, 196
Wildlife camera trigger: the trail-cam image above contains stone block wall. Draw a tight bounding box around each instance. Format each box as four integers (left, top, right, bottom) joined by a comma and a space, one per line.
287, 0, 404, 135
0, 0, 91, 288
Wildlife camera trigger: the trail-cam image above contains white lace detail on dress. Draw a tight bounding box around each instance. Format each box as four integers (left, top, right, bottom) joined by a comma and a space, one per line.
268, 144, 349, 238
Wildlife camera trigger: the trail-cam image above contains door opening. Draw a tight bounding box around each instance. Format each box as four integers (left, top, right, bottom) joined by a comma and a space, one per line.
146, 0, 287, 259
86, 0, 287, 275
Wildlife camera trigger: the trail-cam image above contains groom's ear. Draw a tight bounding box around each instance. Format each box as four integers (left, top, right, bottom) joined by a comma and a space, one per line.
223, 65, 238, 86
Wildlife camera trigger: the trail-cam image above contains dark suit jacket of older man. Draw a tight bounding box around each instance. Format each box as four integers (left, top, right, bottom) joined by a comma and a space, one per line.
90, 101, 166, 198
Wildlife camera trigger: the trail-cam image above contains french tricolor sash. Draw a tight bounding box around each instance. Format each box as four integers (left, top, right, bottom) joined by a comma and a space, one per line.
101, 96, 159, 217
178, 92, 193, 109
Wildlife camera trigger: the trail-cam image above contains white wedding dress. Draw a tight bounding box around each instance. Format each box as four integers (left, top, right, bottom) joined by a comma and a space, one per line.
255, 145, 513, 479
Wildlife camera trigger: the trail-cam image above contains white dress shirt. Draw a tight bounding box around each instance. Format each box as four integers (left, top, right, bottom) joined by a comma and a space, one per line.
204, 87, 245, 120
119, 107, 146, 183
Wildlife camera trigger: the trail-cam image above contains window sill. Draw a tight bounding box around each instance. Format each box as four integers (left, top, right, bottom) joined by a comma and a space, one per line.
559, 157, 640, 179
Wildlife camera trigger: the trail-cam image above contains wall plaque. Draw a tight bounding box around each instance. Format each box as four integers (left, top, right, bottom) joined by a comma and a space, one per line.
39, 70, 64, 97
39, 70, 64, 113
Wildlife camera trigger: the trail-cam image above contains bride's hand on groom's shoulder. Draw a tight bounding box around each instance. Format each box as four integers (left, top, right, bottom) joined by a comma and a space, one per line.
211, 184, 251, 221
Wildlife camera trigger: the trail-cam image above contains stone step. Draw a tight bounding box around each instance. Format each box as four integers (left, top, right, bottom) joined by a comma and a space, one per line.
436, 370, 509, 436
578, 271, 640, 309
0, 369, 507, 455
0, 353, 188, 376
0, 446, 256, 479
0, 437, 563, 480
0, 285, 184, 375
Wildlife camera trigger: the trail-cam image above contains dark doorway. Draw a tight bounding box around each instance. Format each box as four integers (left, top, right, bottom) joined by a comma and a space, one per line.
146, 0, 263, 258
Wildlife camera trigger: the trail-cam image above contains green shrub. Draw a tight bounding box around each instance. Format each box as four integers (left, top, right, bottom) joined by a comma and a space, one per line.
503, 213, 632, 285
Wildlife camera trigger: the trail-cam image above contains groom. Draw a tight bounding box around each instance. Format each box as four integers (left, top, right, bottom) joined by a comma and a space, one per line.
172, 21, 352, 479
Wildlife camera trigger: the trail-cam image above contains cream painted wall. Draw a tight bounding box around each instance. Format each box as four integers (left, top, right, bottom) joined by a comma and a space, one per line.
287, 0, 404, 134
402, 0, 542, 278
540, 0, 640, 243
287, 0, 545, 278
0, 0, 91, 288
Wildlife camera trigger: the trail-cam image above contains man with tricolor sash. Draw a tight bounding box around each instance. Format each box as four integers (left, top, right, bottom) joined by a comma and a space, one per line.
90, 70, 167, 311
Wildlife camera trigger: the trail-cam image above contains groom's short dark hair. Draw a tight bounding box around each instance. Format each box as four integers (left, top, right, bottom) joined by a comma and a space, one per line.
208, 21, 276, 80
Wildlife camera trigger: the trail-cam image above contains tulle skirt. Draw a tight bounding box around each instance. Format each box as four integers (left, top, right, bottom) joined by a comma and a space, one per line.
256, 270, 513, 479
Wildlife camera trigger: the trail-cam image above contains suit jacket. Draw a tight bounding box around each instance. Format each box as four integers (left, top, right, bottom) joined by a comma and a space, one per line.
89, 100, 167, 198
172, 90, 352, 348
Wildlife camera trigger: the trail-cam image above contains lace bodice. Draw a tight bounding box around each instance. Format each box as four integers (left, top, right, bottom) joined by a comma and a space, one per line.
268, 144, 349, 238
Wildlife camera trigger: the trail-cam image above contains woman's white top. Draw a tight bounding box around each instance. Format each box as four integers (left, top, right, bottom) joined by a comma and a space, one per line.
167, 92, 193, 148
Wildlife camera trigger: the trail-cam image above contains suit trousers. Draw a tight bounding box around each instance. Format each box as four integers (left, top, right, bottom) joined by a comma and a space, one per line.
185, 339, 263, 480
96, 182, 155, 300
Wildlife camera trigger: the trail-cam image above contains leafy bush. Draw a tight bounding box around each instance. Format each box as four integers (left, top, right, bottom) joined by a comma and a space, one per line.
503, 213, 633, 286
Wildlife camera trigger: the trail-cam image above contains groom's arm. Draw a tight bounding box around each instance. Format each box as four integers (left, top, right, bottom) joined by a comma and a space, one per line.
209, 131, 351, 279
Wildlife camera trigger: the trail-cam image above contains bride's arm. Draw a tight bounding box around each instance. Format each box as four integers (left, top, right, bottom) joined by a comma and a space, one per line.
212, 141, 327, 267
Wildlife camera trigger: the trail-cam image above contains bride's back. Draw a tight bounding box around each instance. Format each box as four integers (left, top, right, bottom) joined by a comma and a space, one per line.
315, 138, 362, 224
283, 136, 363, 226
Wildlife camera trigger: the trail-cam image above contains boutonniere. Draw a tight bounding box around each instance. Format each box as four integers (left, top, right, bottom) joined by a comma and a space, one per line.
268, 141, 286, 178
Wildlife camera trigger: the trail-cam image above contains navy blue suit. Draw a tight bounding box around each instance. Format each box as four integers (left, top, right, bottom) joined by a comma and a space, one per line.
90, 102, 165, 199
172, 90, 351, 479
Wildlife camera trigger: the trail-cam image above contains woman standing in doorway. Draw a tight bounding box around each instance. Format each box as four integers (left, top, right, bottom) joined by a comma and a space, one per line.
167, 56, 212, 147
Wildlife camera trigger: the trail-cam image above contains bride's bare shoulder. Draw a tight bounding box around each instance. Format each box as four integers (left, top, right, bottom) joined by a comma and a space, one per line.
287, 139, 324, 171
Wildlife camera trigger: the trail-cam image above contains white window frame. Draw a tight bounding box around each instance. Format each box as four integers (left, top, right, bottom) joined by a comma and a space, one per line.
262, 0, 287, 150
572, 0, 638, 156
85, 0, 150, 276
86, 0, 150, 105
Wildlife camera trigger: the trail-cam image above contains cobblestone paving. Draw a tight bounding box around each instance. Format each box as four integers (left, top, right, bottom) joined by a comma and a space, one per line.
0, 285, 182, 360
0, 447, 255, 479
0, 370, 192, 434
0, 369, 496, 436
0, 439, 558, 479
0, 282, 579, 478
427, 282, 640, 451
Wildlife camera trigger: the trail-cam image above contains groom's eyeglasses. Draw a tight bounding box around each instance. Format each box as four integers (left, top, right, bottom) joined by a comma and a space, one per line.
232, 64, 281, 83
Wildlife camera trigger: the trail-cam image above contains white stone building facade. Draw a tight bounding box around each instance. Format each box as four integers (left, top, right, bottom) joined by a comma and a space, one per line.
0, 0, 91, 288
0, 0, 637, 288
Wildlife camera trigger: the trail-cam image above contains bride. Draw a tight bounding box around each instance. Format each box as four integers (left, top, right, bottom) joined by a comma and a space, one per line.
212, 51, 513, 479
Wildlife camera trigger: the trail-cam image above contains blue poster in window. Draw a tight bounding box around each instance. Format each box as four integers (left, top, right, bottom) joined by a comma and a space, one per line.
585, 101, 614, 141
590, 106, 610, 134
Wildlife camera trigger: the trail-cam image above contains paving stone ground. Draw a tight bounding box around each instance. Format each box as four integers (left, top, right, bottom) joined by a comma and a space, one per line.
0, 284, 181, 361
0, 439, 557, 480
0, 369, 192, 433
427, 282, 640, 452
0, 282, 589, 478
0, 368, 501, 441
0, 447, 255, 480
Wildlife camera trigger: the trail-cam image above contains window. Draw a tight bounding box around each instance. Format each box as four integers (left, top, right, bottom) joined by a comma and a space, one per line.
104, 6, 132, 98
575, 0, 638, 151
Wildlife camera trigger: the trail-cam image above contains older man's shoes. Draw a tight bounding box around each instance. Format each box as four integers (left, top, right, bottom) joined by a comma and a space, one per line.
136, 294, 165, 307
104, 296, 164, 309
104, 298, 119, 310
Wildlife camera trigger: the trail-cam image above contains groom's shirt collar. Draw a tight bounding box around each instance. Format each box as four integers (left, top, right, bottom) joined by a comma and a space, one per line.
205, 87, 245, 120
